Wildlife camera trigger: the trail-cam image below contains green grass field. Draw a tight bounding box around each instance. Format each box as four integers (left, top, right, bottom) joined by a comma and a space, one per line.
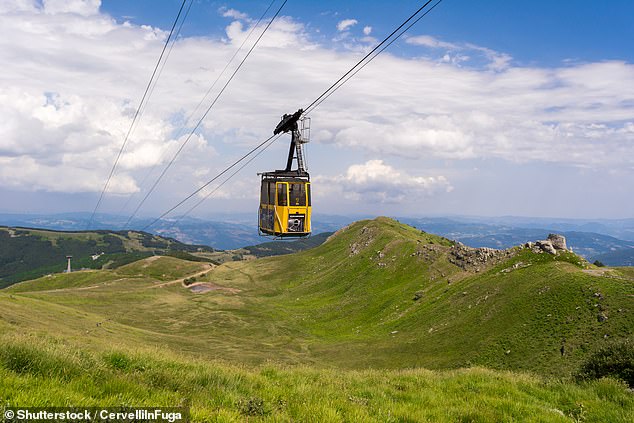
1, 333, 632, 422
1, 217, 632, 420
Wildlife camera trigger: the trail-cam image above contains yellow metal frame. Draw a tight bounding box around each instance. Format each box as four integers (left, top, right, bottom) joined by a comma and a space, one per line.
259, 180, 311, 237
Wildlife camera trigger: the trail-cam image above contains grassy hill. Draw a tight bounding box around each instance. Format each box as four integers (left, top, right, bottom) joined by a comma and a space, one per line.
0, 226, 214, 287
1, 217, 633, 420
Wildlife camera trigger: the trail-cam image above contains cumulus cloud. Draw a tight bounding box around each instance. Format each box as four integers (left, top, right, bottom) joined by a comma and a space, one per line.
363, 26, 372, 35
43, 0, 101, 16
336, 18, 357, 32
221, 8, 249, 20
0, 1, 632, 215
316, 160, 452, 203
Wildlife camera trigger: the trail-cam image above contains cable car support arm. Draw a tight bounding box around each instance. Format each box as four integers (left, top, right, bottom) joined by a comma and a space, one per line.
273, 109, 307, 174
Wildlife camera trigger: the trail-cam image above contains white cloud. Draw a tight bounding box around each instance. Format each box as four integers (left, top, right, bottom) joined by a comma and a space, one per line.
316, 160, 452, 203
0, 2, 632, 215
0, 0, 37, 13
363, 26, 372, 35
220, 8, 249, 20
407, 35, 512, 71
337, 18, 357, 32
43, 0, 101, 16
407, 34, 457, 49
225, 16, 310, 49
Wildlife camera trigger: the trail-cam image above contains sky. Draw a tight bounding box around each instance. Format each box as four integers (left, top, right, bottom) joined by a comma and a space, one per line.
0, 0, 633, 222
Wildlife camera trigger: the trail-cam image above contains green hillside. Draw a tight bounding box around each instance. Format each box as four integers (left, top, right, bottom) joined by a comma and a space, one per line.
1, 217, 633, 420
1, 334, 632, 422
2, 217, 633, 374
0, 226, 214, 287
195, 217, 634, 375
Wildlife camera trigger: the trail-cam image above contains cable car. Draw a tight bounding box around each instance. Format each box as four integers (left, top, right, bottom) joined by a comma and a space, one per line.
259, 109, 312, 237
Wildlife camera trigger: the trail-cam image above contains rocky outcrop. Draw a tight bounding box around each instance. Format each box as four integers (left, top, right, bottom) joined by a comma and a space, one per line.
525, 234, 568, 255
349, 226, 375, 256
449, 242, 514, 271
548, 234, 567, 250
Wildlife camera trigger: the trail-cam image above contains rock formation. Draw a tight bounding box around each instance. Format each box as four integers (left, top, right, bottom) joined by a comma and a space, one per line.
449, 242, 514, 271
525, 234, 568, 255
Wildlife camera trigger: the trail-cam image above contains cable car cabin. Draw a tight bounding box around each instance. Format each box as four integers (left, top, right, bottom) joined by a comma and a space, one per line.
259, 109, 312, 238
259, 173, 311, 237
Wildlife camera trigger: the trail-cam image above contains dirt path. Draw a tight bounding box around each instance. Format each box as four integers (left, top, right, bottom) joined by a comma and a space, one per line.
12, 277, 135, 294
151, 265, 241, 294
12, 262, 240, 295
583, 268, 633, 281
152, 267, 213, 289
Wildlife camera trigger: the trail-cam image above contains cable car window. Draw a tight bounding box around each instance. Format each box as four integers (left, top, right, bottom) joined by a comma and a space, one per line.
306, 183, 311, 206
277, 183, 288, 206
268, 182, 276, 205
260, 181, 268, 204
289, 183, 306, 206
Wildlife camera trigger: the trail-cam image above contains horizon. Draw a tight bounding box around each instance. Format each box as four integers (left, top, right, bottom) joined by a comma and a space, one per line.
2, 209, 634, 226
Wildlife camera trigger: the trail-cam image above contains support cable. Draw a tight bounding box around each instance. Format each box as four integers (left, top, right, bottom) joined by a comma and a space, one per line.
117, 0, 194, 216
118, 0, 274, 219
302, 0, 435, 114
141, 134, 277, 231
173, 134, 281, 224
144, 0, 445, 230
87, 0, 188, 229
305, 0, 445, 115
125, 0, 287, 229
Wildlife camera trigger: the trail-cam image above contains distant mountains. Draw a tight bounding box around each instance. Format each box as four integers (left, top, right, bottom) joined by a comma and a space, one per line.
0, 212, 632, 265
0, 212, 348, 250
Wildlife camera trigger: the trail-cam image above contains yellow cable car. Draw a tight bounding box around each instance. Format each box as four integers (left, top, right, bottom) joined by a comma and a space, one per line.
259, 109, 312, 237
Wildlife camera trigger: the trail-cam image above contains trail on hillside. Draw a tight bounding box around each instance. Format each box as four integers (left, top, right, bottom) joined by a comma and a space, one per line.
151, 267, 213, 288
13, 260, 214, 294
150, 265, 241, 294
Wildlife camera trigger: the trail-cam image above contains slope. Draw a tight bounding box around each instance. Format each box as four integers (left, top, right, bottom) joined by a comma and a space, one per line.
201, 217, 634, 375
0, 226, 214, 287
2, 334, 632, 422
2, 217, 632, 378
2, 218, 633, 420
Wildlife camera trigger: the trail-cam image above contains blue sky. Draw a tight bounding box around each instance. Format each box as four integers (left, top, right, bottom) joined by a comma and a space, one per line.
100, 0, 634, 65
0, 0, 633, 221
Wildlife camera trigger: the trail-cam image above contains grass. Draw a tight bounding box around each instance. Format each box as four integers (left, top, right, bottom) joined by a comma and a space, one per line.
2, 218, 633, 375
1, 217, 633, 419
1, 333, 632, 422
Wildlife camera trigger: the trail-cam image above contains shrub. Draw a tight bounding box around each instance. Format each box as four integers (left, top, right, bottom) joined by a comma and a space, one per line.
237, 397, 268, 416
593, 260, 605, 267
104, 351, 132, 371
577, 339, 634, 388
